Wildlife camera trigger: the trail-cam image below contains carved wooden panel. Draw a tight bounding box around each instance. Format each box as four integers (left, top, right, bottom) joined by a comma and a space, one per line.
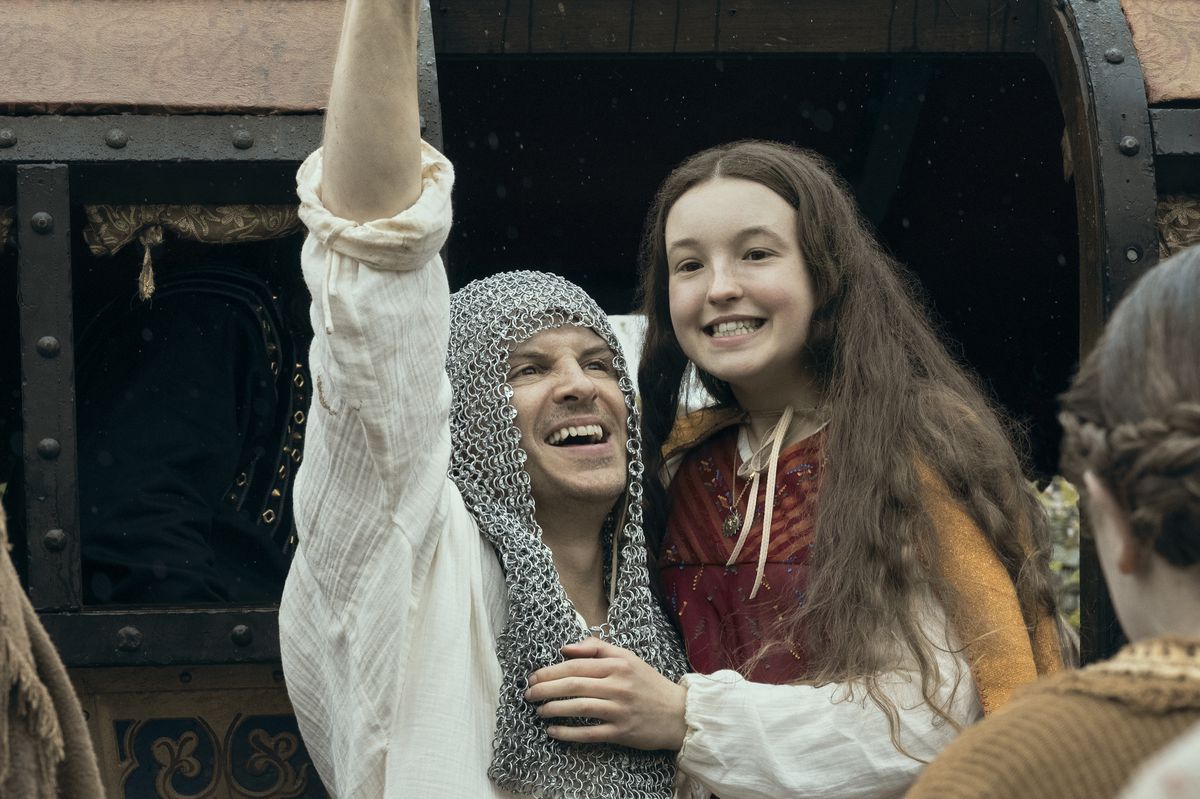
72, 665, 327, 798
1121, 0, 1200, 103
2, 0, 343, 113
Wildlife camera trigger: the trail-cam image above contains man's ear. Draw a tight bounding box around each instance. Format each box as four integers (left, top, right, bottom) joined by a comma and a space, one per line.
1084, 471, 1143, 575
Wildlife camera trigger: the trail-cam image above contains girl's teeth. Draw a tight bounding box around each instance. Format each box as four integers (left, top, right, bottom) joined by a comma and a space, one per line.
712, 320, 759, 337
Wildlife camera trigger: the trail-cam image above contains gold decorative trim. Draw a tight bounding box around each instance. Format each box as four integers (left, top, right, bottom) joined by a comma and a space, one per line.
82, 204, 302, 299
1088, 636, 1200, 682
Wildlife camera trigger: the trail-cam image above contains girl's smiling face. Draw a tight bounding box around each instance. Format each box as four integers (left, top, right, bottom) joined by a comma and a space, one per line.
665, 177, 818, 409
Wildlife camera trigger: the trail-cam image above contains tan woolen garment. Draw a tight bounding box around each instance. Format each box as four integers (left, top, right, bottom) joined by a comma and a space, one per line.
0, 504, 103, 798
906, 637, 1200, 799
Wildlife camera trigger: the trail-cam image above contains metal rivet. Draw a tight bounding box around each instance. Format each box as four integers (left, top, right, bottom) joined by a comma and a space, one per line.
36, 438, 61, 459
116, 626, 144, 652
43, 529, 66, 552
1118, 136, 1140, 156
30, 212, 54, 234
105, 128, 128, 149
231, 624, 254, 646
0, 128, 15, 148
1104, 48, 1125, 64
36, 336, 61, 358
232, 129, 254, 150
1125, 245, 1142, 263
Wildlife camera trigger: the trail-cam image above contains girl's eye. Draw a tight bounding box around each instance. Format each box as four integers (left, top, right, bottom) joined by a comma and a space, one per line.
745, 249, 771, 261
676, 260, 703, 274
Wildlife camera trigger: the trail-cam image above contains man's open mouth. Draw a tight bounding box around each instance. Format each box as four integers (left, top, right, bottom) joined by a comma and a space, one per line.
546, 424, 606, 446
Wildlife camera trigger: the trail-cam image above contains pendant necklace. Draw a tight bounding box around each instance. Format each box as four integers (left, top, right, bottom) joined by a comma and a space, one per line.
722, 404, 827, 538
722, 407, 795, 538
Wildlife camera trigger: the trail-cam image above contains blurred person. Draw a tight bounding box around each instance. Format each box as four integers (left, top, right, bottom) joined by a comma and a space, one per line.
1120, 720, 1200, 798
905, 245, 1200, 798
0, 502, 103, 797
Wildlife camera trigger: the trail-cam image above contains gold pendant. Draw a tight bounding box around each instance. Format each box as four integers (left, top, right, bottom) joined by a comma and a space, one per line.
723, 512, 741, 538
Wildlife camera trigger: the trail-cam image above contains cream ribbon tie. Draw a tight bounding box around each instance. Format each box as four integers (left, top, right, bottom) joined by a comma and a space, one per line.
725, 405, 794, 599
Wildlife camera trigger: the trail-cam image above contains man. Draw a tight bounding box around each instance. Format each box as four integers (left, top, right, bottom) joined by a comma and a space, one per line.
277, 1, 686, 797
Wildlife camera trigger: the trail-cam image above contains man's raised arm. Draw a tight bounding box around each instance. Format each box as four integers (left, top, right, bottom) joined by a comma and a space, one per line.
322, 0, 423, 222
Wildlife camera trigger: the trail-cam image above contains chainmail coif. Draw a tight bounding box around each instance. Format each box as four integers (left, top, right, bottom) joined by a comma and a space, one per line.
446, 270, 688, 798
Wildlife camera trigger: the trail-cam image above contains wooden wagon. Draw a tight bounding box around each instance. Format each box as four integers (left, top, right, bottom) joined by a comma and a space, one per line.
1, 1, 1197, 795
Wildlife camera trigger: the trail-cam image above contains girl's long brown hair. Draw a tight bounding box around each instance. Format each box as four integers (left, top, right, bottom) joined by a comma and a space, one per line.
637, 140, 1060, 735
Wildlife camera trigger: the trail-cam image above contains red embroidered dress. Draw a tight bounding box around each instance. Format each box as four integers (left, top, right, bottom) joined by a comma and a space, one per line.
659, 425, 825, 684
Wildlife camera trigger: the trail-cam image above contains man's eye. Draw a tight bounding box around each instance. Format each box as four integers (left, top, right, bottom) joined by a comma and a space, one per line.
510, 364, 539, 379
586, 359, 614, 372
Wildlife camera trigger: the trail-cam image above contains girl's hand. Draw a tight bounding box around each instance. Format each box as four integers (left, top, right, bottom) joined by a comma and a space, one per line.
525, 638, 688, 751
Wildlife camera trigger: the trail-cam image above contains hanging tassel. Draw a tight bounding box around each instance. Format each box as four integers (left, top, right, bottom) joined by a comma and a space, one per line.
137, 225, 164, 300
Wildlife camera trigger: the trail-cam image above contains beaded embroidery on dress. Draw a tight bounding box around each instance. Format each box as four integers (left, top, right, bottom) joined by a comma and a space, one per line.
446, 270, 688, 798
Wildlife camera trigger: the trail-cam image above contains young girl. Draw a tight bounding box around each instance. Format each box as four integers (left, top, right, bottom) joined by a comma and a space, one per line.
526, 140, 1065, 797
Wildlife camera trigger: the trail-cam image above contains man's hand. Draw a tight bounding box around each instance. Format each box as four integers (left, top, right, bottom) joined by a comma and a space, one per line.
525, 638, 688, 751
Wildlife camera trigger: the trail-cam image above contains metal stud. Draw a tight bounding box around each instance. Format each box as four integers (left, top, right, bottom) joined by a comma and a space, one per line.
36, 336, 61, 358
1104, 48, 1125, 64
30, 212, 54, 234
1125, 245, 1142, 263
1118, 136, 1140, 156
36, 438, 61, 460
232, 129, 254, 150
230, 624, 254, 646
105, 128, 128, 149
261, 509, 277, 524
116, 626, 144, 652
43, 529, 66, 552
0, 128, 15, 148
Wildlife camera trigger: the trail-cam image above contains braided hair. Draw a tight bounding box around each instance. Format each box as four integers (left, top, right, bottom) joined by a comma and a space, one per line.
1060, 245, 1200, 567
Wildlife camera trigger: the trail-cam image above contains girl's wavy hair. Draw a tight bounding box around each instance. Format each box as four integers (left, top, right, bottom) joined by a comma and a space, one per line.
636, 140, 1061, 741
1059, 245, 1200, 568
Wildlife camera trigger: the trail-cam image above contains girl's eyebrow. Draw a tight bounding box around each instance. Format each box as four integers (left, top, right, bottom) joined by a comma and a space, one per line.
668, 225, 788, 254
734, 226, 788, 245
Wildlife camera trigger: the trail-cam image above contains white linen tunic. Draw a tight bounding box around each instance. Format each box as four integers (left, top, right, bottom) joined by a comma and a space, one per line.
280, 142, 519, 799
279, 140, 980, 799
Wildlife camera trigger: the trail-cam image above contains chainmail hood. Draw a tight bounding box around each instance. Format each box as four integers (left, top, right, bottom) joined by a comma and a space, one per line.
446, 270, 688, 798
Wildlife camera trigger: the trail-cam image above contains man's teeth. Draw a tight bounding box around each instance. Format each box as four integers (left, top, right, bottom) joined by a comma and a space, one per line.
710, 320, 761, 338
547, 424, 604, 446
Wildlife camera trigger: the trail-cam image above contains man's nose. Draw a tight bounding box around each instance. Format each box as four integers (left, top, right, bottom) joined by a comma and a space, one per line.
553, 361, 598, 403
